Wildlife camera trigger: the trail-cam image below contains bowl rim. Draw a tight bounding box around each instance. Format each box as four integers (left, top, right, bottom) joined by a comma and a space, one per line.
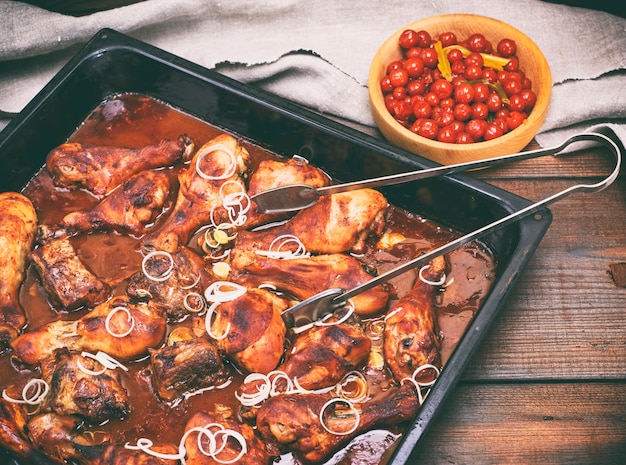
368, 13, 552, 163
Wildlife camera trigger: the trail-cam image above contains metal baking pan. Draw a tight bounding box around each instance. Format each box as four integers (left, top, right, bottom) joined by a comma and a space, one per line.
0, 28, 551, 464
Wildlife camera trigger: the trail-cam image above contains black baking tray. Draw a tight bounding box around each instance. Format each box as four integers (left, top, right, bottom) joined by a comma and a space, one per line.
0, 29, 551, 464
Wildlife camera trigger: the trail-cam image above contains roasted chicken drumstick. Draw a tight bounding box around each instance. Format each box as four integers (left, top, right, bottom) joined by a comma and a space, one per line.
143, 133, 251, 253
256, 383, 419, 463
230, 251, 390, 316
384, 255, 447, 381
280, 321, 371, 391
234, 188, 387, 255
11, 295, 167, 366
62, 169, 171, 237
0, 192, 38, 347
46, 135, 193, 197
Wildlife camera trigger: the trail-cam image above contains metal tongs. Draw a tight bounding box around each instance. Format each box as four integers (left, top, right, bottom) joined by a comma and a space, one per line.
253, 131, 622, 329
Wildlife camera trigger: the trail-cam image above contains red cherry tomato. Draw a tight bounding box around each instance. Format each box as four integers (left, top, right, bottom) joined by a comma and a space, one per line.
437, 125, 457, 143
389, 68, 409, 87
455, 132, 474, 144
471, 102, 489, 120
413, 101, 432, 119
403, 57, 425, 78
520, 89, 537, 109
439, 31, 457, 47
464, 64, 483, 81
466, 119, 488, 140
465, 52, 484, 68
447, 48, 464, 63
431, 79, 453, 99
454, 83, 475, 104
399, 29, 419, 49
407, 79, 427, 96
467, 33, 487, 52
483, 122, 504, 141
497, 38, 517, 57
453, 103, 472, 121
415, 30, 432, 47
420, 48, 438, 68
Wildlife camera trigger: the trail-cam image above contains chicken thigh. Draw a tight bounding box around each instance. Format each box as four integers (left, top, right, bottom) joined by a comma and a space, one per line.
182, 407, 270, 465
46, 135, 193, 197
280, 322, 371, 391
0, 192, 38, 347
209, 287, 288, 374
39, 348, 130, 424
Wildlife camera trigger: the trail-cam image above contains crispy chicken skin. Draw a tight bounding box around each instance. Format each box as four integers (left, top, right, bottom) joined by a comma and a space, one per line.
149, 336, 230, 403
384, 255, 447, 381
27, 412, 101, 463
256, 383, 419, 463
39, 348, 130, 424
143, 134, 251, 253
0, 400, 62, 465
183, 408, 271, 465
245, 157, 330, 228
210, 287, 288, 374
230, 251, 390, 316
30, 236, 110, 311
11, 295, 167, 366
280, 322, 371, 391
27, 412, 178, 465
236, 188, 387, 255
127, 246, 214, 322
46, 135, 193, 197
62, 169, 171, 237
0, 192, 38, 347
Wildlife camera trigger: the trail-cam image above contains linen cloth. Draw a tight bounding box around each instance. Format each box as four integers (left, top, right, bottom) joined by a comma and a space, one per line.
1, 0, 625, 151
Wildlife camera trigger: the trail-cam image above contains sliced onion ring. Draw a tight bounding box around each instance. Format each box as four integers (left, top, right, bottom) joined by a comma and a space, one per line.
142, 250, 175, 282
2, 378, 49, 405
205, 302, 230, 341
105, 306, 135, 338
319, 398, 360, 436
418, 264, 447, 286
195, 143, 237, 181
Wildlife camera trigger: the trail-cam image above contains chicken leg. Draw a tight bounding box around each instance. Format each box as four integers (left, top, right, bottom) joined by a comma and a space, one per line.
0, 192, 38, 347
143, 133, 251, 253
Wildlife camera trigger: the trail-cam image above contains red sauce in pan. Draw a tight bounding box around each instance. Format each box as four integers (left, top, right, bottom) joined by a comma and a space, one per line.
0, 94, 496, 465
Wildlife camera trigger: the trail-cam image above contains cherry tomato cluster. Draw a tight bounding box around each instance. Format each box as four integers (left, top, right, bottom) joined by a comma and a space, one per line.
380, 29, 537, 144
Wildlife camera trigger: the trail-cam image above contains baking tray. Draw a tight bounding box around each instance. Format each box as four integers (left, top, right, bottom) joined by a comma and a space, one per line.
0, 28, 551, 464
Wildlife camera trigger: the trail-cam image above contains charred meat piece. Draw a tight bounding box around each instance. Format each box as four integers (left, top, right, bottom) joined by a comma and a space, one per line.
62, 169, 171, 237
230, 251, 390, 317
149, 336, 230, 403
256, 383, 419, 463
30, 236, 110, 311
183, 407, 270, 465
28, 412, 103, 463
11, 295, 167, 366
210, 287, 288, 374
280, 322, 371, 391
0, 400, 61, 465
0, 192, 38, 347
127, 246, 213, 322
383, 255, 447, 381
143, 134, 251, 253
46, 135, 193, 197
245, 157, 330, 229
39, 348, 130, 424
235, 188, 387, 255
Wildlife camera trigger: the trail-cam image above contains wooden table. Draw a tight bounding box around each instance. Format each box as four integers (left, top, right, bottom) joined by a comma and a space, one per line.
411, 140, 626, 464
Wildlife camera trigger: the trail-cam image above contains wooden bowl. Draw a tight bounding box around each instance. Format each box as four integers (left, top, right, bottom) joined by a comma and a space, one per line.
368, 14, 552, 165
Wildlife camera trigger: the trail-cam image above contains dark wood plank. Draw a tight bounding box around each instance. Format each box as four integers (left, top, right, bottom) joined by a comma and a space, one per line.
412, 382, 626, 465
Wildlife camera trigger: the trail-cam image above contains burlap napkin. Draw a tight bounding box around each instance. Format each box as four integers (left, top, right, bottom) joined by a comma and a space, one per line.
1, 0, 625, 149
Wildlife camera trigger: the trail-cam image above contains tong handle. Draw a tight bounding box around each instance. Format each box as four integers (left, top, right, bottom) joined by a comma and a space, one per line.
335, 131, 622, 305
252, 131, 612, 214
